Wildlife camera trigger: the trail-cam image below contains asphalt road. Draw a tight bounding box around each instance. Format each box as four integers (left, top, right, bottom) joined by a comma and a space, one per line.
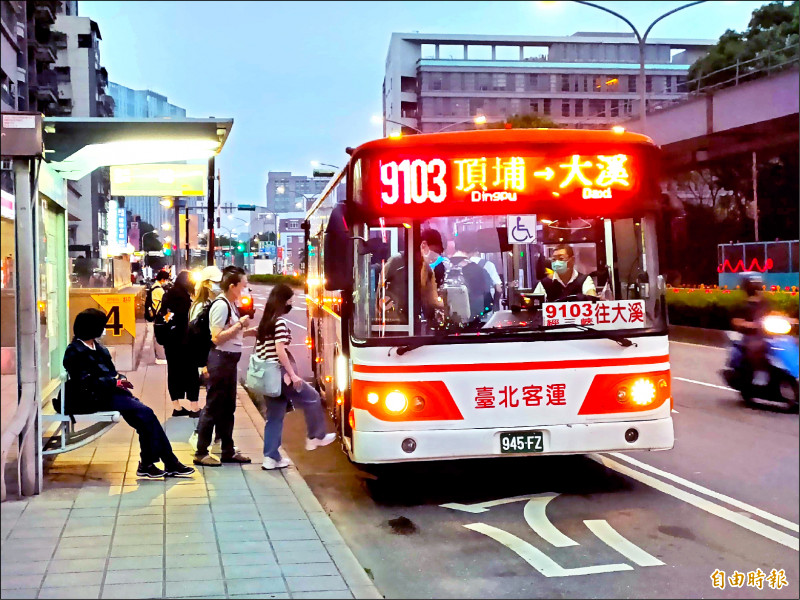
244, 283, 799, 599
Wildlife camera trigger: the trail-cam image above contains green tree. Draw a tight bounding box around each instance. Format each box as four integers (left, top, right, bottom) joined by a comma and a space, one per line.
689, 1, 799, 90
486, 113, 563, 129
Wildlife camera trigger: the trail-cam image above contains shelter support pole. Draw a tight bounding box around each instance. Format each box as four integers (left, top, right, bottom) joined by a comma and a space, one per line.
207, 156, 215, 266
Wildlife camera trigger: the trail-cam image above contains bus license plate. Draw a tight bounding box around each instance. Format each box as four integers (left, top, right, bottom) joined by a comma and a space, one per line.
500, 431, 544, 454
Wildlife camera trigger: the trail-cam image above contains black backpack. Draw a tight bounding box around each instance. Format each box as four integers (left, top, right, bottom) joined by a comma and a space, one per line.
144, 283, 157, 322
144, 282, 168, 322
186, 298, 231, 367
153, 299, 177, 346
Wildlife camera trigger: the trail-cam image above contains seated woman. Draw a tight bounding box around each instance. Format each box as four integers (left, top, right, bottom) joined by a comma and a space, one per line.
63, 308, 195, 479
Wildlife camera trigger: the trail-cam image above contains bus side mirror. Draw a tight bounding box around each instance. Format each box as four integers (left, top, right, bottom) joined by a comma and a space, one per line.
323, 203, 352, 291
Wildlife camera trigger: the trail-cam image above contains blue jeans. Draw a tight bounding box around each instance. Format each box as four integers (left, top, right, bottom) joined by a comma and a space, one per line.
263, 374, 327, 461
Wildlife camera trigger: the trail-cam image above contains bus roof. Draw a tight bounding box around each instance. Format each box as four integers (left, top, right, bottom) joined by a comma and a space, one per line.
351, 128, 656, 156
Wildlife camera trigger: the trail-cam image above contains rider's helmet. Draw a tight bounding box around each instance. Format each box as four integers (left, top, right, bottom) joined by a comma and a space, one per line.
739, 272, 763, 296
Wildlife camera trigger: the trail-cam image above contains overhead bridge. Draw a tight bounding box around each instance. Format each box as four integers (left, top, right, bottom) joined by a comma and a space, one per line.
625, 67, 799, 173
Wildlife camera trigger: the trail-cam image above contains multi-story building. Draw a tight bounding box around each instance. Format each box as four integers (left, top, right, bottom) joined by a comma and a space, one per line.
108, 82, 188, 237
383, 32, 714, 134
275, 211, 306, 275
52, 3, 114, 257
108, 81, 186, 119
252, 172, 331, 242
266, 171, 330, 214
1, 1, 72, 114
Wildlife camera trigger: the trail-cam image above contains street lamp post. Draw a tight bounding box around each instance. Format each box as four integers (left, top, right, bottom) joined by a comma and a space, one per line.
572, 1, 706, 132
141, 230, 159, 270
375, 114, 487, 135
310, 161, 341, 171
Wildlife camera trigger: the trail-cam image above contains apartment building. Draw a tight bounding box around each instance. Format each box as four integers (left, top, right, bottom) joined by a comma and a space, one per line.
383, 32, 714, 134
52, 4, 114, 257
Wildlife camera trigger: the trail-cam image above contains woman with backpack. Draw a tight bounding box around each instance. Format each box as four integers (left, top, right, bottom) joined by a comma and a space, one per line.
254, 283, 335, 470
187, 266, 222, 452
159, 270, 201, 417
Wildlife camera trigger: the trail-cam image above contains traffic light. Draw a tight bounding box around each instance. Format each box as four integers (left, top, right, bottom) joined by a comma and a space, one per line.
237, 242, 245, 252
163, 242, 173, 256
308, 243, 316, 258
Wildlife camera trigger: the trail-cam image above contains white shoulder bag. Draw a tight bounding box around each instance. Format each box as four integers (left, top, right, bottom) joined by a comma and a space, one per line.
246, 352, 282, 397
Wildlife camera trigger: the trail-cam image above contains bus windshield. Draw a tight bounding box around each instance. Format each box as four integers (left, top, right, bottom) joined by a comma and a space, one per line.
352, 213, 666, 342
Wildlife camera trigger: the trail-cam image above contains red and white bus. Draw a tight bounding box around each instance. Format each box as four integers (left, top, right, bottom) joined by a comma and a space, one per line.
304, 129, 673, 464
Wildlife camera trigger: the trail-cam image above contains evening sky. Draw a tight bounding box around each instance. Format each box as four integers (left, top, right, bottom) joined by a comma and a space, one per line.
79, 1, 770, 217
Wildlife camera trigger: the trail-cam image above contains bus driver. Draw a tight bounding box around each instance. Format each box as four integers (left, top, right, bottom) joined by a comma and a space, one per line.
533, 243, 597, 302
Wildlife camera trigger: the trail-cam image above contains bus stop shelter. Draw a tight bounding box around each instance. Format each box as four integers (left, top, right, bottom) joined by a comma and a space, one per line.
1, 115, 233, 501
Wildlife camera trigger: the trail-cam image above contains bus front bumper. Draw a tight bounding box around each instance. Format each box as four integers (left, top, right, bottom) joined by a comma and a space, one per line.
351, 417, 674, 464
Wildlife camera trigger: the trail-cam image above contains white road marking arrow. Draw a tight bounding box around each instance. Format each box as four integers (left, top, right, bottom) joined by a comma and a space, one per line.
523, 494, 579, 547
584, 520, 664, 566
465, 523, 633, 577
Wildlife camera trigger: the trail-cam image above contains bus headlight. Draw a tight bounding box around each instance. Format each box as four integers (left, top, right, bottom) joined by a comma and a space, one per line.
763, 315, 791, 335
367, 392, 379, 405
630, 379, 656, 406
384, 391, 408, 413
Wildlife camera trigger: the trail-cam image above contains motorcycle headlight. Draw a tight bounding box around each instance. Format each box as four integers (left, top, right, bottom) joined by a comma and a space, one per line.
763, 315, 792, 335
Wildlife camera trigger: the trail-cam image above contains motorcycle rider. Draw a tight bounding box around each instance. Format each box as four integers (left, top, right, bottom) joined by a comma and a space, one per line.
729, 272, 771, 386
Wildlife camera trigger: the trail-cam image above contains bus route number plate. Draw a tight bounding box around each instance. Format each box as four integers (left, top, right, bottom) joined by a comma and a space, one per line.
500, 431, 544, 454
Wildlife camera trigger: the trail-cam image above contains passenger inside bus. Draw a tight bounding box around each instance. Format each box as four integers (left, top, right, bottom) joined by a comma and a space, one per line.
420, 228, 449, 287
533, 243, 597, 302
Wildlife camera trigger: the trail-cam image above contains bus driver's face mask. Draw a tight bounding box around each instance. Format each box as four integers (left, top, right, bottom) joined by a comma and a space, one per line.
551, 260, 569, 275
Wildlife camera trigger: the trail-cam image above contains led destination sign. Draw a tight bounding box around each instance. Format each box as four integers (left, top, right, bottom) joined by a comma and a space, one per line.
362, 151, 649, 218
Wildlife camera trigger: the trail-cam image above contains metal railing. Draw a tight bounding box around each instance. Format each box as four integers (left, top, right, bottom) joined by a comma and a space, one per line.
639, 43, 800, 115
570, 43, 799, 126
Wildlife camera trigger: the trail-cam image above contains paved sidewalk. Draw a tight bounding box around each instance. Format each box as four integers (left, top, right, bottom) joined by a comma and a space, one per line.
0, 331, 382, 600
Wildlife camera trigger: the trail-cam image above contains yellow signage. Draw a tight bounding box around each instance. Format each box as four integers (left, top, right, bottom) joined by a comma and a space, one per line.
110, 164, 206, 197
90, 294, 136, 337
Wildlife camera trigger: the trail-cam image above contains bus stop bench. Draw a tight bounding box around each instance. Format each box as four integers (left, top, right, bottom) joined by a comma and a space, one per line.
41, 374, 121, 456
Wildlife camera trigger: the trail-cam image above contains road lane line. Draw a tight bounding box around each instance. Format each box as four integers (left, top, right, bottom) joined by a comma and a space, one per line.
283, 317, 308, 331
584, 520, 664, 566
670, 341, 727, 351
607, 452, 800, 534
464, 523, 633, 577
674, 376, 734, 392
589, 454, 799, 551
524, 495, 579, 547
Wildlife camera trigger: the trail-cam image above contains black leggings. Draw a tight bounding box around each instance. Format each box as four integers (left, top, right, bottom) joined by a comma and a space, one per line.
164, 343, 199, 402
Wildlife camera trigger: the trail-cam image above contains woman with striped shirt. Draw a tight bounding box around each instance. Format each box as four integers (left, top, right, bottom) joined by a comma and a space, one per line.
255, 284, 335, 470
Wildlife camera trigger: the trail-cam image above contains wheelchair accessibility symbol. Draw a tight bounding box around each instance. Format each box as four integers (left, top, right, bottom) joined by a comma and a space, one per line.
508, 215, 537, 244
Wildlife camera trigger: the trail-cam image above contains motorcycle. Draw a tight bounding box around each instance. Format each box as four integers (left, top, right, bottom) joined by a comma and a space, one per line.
722, 314, 799, 412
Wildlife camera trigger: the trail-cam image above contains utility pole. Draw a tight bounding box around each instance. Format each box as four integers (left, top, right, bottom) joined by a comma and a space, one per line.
173, 196, 182, 271
207, 157, 215, 266
752, 151, 759, 242
185, 202, 190, 266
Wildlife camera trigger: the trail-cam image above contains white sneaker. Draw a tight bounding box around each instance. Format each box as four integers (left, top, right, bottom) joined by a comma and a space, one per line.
261, 457, 291, 470
188, 432, 198, 452
305, 433, 337, 451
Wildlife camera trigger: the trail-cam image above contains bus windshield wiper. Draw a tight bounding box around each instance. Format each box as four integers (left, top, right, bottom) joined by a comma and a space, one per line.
394, 321, 479, 355
538, 322, 635, 347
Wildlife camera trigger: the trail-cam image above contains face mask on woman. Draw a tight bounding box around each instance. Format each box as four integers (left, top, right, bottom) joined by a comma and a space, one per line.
283, 303, 292, 315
